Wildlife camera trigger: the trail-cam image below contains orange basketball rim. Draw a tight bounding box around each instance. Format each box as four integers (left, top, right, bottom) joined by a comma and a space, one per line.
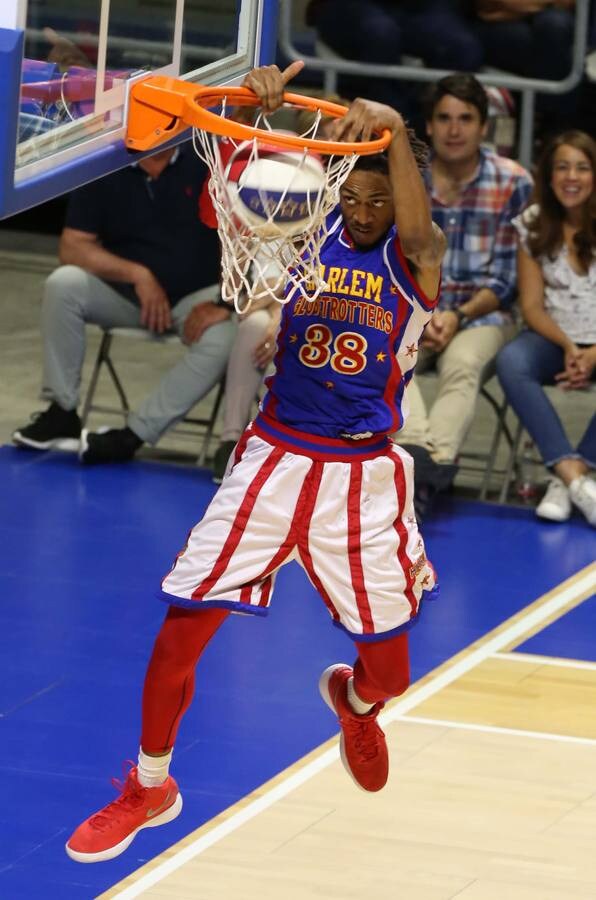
125, 75, 392, 155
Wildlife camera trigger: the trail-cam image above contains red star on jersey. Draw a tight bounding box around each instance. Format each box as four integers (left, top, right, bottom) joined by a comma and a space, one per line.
390, 285, 399, 295
421, 574, 431, 588
289, 334, 298, 343
325, 381, 335, 389
376, 351, 387, 362
406, 343, 417, 357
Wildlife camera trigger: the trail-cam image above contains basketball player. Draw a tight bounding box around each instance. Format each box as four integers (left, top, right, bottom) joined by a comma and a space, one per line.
66, 61, 446, 862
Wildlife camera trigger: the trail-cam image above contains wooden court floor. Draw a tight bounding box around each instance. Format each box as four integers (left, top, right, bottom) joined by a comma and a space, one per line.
102, 565, 596, 900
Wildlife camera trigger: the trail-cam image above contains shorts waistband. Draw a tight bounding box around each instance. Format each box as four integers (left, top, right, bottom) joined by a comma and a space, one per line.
252, 413, 391, 461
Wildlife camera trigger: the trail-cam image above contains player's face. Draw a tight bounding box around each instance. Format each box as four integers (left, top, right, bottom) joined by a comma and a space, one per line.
339, 170, 395, 247
550, 144, 594, 213
426, 95, 487, 166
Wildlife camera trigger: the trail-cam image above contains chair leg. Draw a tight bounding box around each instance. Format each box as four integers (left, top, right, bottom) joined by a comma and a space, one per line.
80, 331, 131, 428
479, 395, 509, 502
80, 332, 112, 427
499, 421, 523, 504
104, 354, 130, 418
197, 379, 226, 467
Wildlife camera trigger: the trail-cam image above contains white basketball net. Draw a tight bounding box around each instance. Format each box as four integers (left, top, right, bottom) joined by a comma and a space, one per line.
192, 105, 357, 314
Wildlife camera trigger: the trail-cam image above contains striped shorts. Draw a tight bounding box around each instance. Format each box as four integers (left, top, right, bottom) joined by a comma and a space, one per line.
160, 425, 437, 641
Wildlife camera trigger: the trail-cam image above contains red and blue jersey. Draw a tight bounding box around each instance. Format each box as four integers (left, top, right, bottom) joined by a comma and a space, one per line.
256, 212, 438, 457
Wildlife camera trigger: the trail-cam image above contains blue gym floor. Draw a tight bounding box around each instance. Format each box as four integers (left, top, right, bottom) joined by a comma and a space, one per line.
0, 444, 594, 899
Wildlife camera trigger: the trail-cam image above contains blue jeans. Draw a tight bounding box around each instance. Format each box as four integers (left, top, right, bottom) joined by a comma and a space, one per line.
496, 331, 596, 468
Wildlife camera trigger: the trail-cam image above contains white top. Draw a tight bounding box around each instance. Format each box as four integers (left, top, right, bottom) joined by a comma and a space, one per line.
513, 204, 596, 344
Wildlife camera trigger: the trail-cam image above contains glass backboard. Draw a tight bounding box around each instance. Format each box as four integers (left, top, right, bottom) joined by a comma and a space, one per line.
0, 0, 277, 219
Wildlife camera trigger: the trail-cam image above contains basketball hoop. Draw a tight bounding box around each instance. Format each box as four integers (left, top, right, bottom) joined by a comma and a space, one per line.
126, 79, 392, 312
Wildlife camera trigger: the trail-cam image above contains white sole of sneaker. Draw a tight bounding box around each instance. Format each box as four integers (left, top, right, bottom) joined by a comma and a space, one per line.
64, 792, 183, 863
13, 433, 80, 452
319, 664, 370, 793
78, 428, 90, 461
536, 506, 571, 523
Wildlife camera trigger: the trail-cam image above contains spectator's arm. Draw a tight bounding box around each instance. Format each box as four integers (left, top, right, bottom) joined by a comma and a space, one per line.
481, 175, 533, 309
455, 286, 500, 320
517, 246, 576, 351
59, 227, 172, 333
59, 227, 148, 285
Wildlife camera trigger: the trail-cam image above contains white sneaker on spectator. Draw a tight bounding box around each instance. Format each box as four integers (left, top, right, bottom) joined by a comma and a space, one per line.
536, 477, 571, 522
568, 476, 596, 527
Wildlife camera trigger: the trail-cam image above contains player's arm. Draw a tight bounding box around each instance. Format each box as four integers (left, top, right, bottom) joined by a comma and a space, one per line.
330, 99, 446, 297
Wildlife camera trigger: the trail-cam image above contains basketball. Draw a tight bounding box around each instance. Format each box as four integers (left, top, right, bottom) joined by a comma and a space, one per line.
227, 150, 326, 238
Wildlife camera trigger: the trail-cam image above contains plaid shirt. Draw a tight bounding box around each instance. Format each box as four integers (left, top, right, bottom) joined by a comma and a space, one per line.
425, 146, 533, 328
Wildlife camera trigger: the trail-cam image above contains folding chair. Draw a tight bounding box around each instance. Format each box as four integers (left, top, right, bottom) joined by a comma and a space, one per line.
80, 327, 225, 466
414, 371, 515, 501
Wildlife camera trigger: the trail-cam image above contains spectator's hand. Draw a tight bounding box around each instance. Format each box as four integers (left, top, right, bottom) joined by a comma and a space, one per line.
134, 269, 172, 333
183, 302, 231, 345
252, 317, 279, 370
421, 309, 459, 352
554, 344, 591, 390
242, 61, 304, 113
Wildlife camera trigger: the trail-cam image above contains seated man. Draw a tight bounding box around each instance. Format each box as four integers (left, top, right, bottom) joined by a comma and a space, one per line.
396, 72, 533, 520
12, 144, 235, 464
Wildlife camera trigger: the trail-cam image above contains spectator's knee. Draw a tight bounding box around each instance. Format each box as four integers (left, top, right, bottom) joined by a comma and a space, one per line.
238, 309, 271, 341
441, 351, 488, 384
42, 265, 89, 318
44, 264, 87, 303
496, 339, 527, 380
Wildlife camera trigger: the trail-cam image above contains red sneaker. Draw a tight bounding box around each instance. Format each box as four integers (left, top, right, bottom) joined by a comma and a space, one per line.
65, 764, 182, 863
319, 664, 388, 792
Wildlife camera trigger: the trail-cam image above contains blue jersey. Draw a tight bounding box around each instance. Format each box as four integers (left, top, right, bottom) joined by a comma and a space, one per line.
259, 212, 438, 448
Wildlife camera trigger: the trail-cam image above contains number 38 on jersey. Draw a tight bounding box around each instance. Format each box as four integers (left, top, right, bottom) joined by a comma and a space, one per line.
297, 323, 368, 375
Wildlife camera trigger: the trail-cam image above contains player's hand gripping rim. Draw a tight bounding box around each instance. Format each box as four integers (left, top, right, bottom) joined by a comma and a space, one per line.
242, 60, 305, 113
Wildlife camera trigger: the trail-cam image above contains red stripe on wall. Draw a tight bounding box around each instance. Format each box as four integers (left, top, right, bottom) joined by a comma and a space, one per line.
191, 445, 285, 600
347, 462, 374, 633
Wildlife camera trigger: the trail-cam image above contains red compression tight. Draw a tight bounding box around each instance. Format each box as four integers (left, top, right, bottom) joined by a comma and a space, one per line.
141, 605, 410, 754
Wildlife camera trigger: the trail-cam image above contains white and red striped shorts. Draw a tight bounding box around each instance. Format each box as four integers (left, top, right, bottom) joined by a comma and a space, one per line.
161, 427, 437, 641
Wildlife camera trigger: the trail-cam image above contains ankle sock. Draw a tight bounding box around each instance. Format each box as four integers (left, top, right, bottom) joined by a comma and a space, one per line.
137, 747, 172, 786
347, 677, 374, 715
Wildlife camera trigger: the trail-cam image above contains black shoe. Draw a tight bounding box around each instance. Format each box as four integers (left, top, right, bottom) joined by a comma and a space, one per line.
12, 402, 81, 451
212, 440, 237, 484
79, 426, 143, 465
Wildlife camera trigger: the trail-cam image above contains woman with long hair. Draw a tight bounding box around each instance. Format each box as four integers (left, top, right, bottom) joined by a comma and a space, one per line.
496, 129, 596, 525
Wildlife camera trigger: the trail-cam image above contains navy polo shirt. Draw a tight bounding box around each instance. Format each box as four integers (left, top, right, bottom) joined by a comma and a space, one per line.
65, 145, 221, 306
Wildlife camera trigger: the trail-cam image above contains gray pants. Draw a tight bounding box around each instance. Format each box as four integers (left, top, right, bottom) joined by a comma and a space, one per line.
41, 265, 235, 444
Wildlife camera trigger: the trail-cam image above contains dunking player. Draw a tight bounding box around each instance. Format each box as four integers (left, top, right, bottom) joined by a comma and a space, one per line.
66, 61, 446, 862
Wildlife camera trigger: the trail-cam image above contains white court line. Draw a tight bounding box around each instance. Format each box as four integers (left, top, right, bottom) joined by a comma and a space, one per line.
400, 714, 596, 747
494, 651, 596, 671
110, 566, 596, 899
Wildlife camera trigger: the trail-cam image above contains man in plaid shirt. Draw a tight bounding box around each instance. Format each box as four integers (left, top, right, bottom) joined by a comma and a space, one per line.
397, 73, 532, 520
